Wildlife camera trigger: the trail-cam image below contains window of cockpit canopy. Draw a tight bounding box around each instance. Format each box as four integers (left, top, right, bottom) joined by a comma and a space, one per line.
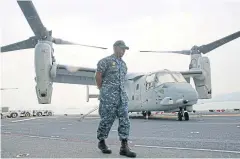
145, 73, 156, 90
155, 72, 177, 87
136, 84, 139, 90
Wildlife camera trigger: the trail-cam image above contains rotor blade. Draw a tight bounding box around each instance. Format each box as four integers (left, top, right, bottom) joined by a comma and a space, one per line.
52, 38, 108, 49
1, 37, 37, 53
17, 0, 47, 37
139, 50, 191, 55
198, 31, 240, 54
0, 88, 18, 90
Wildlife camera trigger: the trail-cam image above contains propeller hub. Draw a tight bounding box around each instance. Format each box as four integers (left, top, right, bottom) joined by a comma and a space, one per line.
190, 45, 201, 54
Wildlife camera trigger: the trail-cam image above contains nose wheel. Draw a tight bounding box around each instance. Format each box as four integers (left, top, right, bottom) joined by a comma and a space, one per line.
178, 108, 189, 121
184, 112, 189, 121
178, 112, 183, 121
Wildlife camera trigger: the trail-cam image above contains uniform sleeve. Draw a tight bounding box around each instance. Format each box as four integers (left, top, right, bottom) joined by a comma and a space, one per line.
125, 63, 128, 73
96, 58, 108, 73
124, 61, 128, 74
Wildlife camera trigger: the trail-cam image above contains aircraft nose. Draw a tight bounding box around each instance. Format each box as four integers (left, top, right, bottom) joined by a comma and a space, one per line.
162, 83, 198, 104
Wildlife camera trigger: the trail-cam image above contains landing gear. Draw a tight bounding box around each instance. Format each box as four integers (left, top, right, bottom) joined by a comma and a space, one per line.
142, 111, 151, 119
178, 112, 182, 121
178, 107, 189, 121
184, 112, 189, 121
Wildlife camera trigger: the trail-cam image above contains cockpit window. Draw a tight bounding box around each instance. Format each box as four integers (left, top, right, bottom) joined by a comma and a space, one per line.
172, 72, 187, 82
146, 71, 187, 89
155, 72, 176, 86
146, 73, 155, 83
145, 73, 155, 90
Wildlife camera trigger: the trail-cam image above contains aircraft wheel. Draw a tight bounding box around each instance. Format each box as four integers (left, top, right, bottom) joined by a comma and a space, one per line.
25, 112, 31, 117
142, 111, 147, 117
184, 112, 189, 121
37, 112, 42, 117
11, 113, 18, 118
178, 112, 182, 121
147, 111, 151, 116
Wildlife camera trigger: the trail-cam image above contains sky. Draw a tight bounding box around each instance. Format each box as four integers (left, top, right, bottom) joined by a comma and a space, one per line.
0, 0, 240, 113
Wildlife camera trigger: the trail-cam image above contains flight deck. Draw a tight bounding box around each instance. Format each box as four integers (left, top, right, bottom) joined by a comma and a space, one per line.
1, 112, 240, 158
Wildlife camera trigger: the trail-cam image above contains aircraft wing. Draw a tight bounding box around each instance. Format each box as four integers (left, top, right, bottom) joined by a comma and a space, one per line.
53, 65, 97, 85
53, 65, 144, 85
126, 73, 145, 81
180, 70, 203, 78
180, 70, 203, 83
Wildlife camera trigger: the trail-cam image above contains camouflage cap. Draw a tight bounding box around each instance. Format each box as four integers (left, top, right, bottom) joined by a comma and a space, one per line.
113, 40, 129, 50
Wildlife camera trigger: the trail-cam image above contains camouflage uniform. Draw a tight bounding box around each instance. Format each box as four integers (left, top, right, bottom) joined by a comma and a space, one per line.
96, 53, 130, 141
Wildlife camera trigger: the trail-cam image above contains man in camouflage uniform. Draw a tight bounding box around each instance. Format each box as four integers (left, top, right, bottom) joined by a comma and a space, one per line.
95, 40, 136, 158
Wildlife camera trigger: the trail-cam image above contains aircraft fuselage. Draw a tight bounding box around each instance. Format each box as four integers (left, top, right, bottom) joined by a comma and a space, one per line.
125, 70, 198, 113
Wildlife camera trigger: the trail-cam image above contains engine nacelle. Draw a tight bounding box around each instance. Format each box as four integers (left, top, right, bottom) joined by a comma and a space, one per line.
50, 62, 57, 78
192, 56, 212, 99
34, 41, 53, 104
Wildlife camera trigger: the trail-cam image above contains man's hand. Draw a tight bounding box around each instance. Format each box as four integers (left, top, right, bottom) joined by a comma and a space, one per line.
95, 72, 103, 89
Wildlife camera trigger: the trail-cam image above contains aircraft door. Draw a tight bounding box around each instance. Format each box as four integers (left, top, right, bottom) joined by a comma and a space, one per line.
134, 83, 142, 109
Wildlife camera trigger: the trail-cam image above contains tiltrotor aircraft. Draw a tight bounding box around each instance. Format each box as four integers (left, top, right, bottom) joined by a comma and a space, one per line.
1, 1, 240, 121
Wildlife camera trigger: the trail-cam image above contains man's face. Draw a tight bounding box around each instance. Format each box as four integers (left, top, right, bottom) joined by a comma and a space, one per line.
115, 46, 126, 58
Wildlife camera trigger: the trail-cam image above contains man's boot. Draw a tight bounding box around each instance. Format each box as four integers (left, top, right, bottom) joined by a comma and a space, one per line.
119, 139, 136, 158
98, 140, 112, 154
